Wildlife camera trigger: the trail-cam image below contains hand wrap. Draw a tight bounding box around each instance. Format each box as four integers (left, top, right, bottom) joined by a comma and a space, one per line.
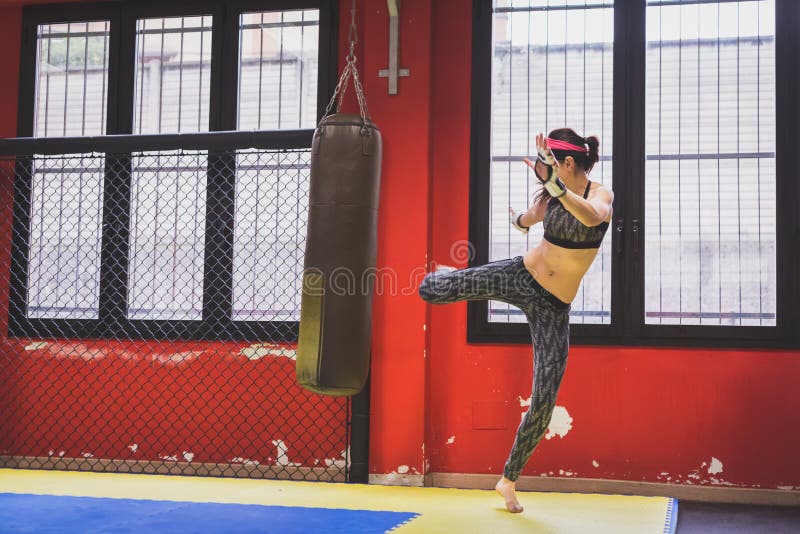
535, 144, 567, 198
509, 207, 529, 234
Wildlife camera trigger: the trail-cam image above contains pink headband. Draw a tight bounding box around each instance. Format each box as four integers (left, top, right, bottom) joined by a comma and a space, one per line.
546, 138, 589, 153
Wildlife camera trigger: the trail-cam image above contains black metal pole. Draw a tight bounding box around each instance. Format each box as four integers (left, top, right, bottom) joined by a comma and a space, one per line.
0, 130, 315, 156
348, 369, 370, 483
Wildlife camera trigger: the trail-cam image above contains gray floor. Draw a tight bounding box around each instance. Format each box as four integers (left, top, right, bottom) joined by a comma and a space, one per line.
677, 501, 800, 533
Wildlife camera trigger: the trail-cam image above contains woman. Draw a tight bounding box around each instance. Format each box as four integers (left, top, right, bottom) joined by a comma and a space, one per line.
418, 128, 613, 513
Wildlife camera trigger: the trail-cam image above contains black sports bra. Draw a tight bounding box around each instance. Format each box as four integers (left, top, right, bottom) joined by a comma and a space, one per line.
542, 181, 609, 249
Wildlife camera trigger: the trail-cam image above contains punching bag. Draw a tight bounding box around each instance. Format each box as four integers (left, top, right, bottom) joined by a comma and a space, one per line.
296, 34, 382, 396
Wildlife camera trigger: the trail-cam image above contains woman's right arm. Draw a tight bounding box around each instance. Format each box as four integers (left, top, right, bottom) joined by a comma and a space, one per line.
517, 194, 547, 228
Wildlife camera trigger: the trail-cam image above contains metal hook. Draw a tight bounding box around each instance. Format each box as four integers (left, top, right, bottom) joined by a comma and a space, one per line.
378, 0, 410, 95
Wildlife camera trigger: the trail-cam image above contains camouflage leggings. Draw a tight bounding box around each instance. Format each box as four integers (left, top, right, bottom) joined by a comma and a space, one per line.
418, 256, 570, 482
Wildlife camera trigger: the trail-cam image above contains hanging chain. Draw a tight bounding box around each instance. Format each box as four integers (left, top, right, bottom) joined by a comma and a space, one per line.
347, 0, 357, 63
321, 0, 370, 125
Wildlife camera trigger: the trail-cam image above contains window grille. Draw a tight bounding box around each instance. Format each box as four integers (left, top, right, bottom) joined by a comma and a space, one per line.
238, 10, 320, 130
644, 0, 776, 326
489, 0, 614, 325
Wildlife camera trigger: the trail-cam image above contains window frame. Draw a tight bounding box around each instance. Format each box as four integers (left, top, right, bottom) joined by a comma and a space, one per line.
9, 0, 338, 341
467, 0, 800, 348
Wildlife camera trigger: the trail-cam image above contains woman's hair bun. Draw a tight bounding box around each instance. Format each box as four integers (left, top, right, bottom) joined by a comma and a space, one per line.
585, 136, 600, 167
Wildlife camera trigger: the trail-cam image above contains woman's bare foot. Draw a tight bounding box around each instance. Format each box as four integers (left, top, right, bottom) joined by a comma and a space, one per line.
495, 476, 523, 513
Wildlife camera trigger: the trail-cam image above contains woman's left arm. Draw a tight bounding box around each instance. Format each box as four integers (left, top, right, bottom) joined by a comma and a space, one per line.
558, 186, 614, 227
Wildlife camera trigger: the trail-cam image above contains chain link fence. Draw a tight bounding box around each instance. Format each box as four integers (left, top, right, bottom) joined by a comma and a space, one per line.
0, 135, 356, 482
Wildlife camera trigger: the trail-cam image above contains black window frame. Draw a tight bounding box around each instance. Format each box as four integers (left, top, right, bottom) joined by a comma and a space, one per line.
7, 0, 338, 342
468, 0, 800, 349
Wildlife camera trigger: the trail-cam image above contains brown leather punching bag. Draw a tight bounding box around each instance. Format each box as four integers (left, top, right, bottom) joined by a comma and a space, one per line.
296, 35, 382, 396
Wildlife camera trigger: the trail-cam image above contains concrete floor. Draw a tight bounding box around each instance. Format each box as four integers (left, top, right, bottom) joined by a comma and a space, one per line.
677, 501, 800, 534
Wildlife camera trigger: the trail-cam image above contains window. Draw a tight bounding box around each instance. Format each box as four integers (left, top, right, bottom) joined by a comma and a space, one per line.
34, 21, 110, 137
10, 0, 336, 340
27, 155, 104, 319
231, 150, 311, 322
470, 0, 798, 346
237, 10, 320, 130
487, 0, 614, 326
128, 151, 208, 321
230, 8, 321, 322
133, 16, 213, 134
26, 19, 110, 320
645, 0, 776, 326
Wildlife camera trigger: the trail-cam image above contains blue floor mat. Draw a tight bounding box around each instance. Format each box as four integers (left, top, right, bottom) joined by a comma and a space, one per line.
0, 493, 419, 533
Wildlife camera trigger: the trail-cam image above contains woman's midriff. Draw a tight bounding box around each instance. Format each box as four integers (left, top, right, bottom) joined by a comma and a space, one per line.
523, 240, 600, 304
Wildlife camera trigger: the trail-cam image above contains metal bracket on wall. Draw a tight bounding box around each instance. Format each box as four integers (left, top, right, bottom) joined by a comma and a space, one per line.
378, 0, 409, 95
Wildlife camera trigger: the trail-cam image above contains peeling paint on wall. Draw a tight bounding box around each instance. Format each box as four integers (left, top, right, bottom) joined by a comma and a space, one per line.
544, 406, 573, 440
151, 351, 204, 366
231, 457, 261, 466
446, 435, 455, 444
397, 465, 410, 474
708, 457, 723, 474
272, 439, 302, 467
241, 343, 297, 360
182, 451, 194, 462
128, 444, 138, 453
324, 448, 348, 468
709, 477, 735, 486
592, 460, 600, 468
24, 341, 48, 351
517, 397, 573, 442
52, 344, 105, 361
370, 471, 425, 486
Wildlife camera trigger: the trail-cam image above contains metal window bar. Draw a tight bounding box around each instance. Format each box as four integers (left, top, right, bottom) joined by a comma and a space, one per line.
493, 3, 615, 14
0, 130, 351, 482
647, 0, 751, 6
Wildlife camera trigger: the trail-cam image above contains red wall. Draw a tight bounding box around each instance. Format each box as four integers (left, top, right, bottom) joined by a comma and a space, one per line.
368, 0, 800, 489
0, 6, 22, 139
0, 339, 346, 466
1, 0, 799, 491
346, 0, 431, 479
